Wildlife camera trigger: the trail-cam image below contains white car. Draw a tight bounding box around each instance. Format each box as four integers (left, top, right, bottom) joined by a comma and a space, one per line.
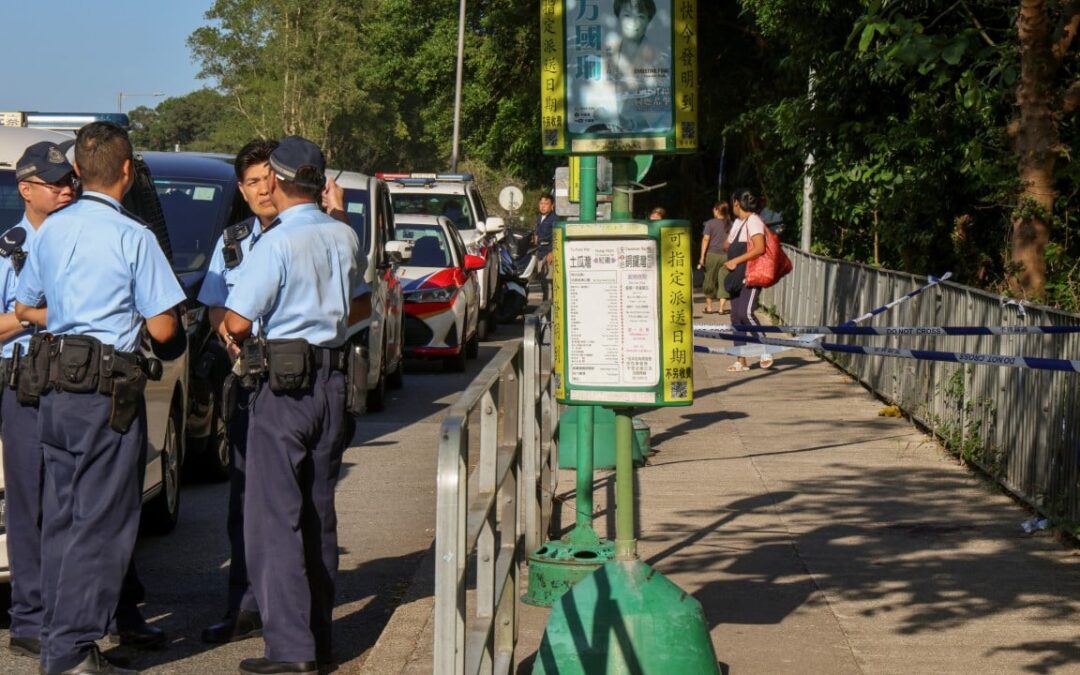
391, 215, 485, 372
328, 170, 406, 409
0, 125, 189, 581
379, 173, 504, 338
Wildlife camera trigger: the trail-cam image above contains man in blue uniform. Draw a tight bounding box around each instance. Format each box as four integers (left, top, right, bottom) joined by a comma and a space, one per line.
223, 135, 368, 675
197, 138, 279, 645
0, 140, 78, 658
15, 122, 186, 675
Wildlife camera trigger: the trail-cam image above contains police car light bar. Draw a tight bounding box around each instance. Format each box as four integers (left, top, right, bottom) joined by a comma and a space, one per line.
0, 112, 131, 131
376, 172, 474, 183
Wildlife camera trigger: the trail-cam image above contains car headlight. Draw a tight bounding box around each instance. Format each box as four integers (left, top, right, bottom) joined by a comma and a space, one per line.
406, 286, 458, 303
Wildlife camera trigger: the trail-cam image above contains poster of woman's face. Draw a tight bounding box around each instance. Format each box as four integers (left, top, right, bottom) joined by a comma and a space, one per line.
566, 0, 673, 135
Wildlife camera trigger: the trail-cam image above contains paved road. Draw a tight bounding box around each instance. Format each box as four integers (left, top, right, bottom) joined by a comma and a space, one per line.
0, 327, 519, 674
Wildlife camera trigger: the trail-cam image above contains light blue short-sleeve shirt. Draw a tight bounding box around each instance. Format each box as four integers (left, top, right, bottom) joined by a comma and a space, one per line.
15, 192, 186, 353
197, 216, 262, 309
0, 216, 38, 358
226, 203, 366, 348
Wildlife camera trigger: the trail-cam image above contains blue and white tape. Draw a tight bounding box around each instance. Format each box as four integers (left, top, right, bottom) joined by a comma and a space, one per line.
694, 323, 1080, 337
694, 333, 1080, 373
839, 272, 951, 326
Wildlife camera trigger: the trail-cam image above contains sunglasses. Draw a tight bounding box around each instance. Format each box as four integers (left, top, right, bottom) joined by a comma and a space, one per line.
25, 174, 80, 193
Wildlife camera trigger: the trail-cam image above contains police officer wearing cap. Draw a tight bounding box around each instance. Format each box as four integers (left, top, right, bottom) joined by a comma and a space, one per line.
223, 135, 369, 675
15, 122, 186, 675
197, 138, 279, 645
0, 140, 77, 658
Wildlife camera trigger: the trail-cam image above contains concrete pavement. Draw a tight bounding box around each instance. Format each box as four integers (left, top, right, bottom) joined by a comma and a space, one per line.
364, 304, 1080, 674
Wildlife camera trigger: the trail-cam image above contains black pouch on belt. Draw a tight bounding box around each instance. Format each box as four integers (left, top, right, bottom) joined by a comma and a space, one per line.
56, 335, 101, 393
345, 342, 369, 416
221, 372, 239, 423
266, 339, 313, 393
17, 333, 53, 406
108, 367, 147, 434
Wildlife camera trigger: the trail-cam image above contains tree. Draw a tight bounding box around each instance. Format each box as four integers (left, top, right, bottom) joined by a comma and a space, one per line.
129, 88, 233, 152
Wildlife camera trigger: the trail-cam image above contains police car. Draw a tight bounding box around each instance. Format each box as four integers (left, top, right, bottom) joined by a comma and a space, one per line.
391, 214, 485, 372
0, 125, 190, 579
327, 169, 406, 409
379, 173, 504, 338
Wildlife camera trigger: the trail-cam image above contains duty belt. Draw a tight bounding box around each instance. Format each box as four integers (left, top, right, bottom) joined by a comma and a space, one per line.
313, 346, 348, 372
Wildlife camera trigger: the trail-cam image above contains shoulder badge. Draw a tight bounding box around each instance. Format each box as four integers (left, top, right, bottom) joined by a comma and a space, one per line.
0, 226, 28, 273
225, 216, 255, 243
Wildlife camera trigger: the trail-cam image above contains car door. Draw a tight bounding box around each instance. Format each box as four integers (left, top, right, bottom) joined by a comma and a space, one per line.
378, 183, 405, 368
449, 226, 479, 336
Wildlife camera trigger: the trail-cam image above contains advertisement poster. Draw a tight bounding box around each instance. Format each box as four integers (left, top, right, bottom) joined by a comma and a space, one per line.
541, 0, 698, 155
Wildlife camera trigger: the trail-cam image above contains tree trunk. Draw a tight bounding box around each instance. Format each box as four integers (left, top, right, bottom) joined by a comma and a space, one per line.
1010, 0, 1058, 300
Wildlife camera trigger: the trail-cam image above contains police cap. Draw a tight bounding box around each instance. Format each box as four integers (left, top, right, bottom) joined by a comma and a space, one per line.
269, 135, 325, 189
16, 140, 75, 183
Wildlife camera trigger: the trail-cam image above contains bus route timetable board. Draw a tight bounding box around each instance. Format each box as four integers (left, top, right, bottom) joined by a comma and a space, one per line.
552, 220, 694, 407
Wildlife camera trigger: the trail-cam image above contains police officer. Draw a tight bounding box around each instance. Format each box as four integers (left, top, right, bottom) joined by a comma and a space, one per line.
223, 136, 368, 674
15, 122, 186, 675
0, 140, 77, 658
197, 138, 279, 644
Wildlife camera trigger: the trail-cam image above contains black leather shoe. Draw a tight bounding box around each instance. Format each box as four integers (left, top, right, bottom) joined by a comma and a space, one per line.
202, 609, 263, 644
9, 635, 41, 657
56, 646, 136, 674
108, 621, 167, 650
238, 657, 317, 675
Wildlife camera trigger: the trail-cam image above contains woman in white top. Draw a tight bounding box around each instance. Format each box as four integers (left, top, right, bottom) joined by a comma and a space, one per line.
723, 189, 769, 371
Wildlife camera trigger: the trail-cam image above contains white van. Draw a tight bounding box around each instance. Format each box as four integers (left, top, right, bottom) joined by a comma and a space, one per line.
0, 126, 189, 581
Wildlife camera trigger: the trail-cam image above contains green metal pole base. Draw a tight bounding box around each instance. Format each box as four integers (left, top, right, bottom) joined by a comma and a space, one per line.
523, 526, 615, 607
532, 559, 721, 675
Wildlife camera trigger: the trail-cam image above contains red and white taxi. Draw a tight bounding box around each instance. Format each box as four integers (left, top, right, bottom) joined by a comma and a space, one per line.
390, 215, 485, 372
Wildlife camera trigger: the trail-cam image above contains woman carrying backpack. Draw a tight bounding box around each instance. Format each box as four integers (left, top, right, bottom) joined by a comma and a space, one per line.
723, 188, 770, 372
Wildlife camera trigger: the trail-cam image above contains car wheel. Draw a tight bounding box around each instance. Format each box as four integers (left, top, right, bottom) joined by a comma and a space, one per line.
367, 344, 388, 412
386, 348, 404, 390
477, 306, 489, 340
144, 400, 182, 535
465, 326, 479, 359
445, 328, 467, 373
198, 403, 230, 482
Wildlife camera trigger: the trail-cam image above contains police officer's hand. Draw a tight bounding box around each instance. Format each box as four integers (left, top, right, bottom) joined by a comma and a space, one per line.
322, 177, 347, 223
226, 341, 241, 362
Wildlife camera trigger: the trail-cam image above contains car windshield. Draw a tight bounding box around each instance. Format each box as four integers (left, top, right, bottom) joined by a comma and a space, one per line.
396, 224, 451, 267
0, 171, 23, 231
392, 193, 474, 231
341, 187, 372, 253
155, 179, 229, 273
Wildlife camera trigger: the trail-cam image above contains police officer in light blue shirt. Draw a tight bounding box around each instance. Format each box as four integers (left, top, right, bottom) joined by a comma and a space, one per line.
197, 138, 278, 646
223, 135, 369, 675
15, 122, 186, 675
0, 140, 77, 661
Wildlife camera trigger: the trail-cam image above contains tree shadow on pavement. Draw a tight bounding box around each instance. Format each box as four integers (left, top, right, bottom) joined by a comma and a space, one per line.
644, 464, 1080, 672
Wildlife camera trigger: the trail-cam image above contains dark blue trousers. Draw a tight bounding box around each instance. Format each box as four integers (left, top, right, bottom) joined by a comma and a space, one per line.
245, 363, 347, 663
1, 387, 45, 641
227, 387, 257, 614
38, 391, 146, 674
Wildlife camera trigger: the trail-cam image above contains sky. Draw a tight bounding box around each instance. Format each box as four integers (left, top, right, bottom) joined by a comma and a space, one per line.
0, 1, 215, 114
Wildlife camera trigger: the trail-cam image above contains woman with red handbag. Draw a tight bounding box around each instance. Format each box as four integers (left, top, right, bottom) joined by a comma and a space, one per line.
722, 189, 770, 372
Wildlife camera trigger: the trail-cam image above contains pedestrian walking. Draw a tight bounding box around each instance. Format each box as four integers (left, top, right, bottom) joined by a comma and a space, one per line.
14, 122, 186, 675
697, 201, 732, 315
723, 188, 769, 372
222, 136, 369, 675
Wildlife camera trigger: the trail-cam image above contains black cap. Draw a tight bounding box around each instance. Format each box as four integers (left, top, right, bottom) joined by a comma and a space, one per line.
16, 140, 75, 183
269, 135, 325, 189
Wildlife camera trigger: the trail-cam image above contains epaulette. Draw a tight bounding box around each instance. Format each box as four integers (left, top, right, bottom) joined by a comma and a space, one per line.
0, 226, 28, 273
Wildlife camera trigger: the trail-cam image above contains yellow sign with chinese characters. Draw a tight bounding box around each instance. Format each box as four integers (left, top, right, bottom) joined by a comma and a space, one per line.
540, 0, 566, 153
552, 220, 693, 407
673, 0, 698, 150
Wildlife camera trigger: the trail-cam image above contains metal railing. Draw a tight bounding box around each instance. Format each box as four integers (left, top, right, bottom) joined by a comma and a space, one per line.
435, 307, 558, 675
762, 247, 1080, 523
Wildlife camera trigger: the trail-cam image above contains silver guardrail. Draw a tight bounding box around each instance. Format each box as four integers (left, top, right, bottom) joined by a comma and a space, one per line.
762, 247, 1080, 523
435, 306, 558, 675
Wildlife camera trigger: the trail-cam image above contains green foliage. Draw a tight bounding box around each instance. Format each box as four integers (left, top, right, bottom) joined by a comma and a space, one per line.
129, 88, 233, 152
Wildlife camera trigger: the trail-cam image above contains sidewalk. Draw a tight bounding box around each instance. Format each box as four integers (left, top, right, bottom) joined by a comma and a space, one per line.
362, 304, 1080, 674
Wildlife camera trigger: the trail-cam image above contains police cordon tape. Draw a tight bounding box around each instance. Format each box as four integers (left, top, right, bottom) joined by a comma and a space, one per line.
693, 332, 1080, 373
694, 323, 1080, 337
837, 272, 952, 326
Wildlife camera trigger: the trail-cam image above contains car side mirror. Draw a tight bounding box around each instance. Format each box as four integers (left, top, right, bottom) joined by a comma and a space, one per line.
464, 254, 486, 271
484, 216, 506, 234
386, 240, 412, 264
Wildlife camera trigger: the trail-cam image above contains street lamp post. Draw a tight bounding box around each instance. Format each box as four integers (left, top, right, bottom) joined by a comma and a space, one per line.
117, 91, 163, 113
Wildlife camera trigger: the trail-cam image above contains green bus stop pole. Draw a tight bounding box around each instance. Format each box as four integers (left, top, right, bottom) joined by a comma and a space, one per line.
614, 408, 636, 559
572, 155, 599, 543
